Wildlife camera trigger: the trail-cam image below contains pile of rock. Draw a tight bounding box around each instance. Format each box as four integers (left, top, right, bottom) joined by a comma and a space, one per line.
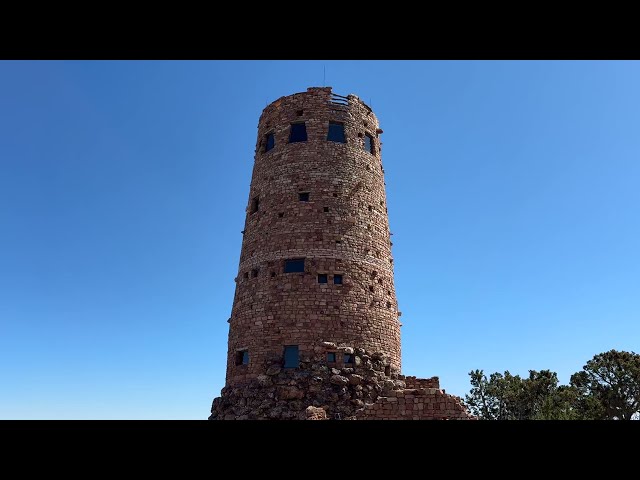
210, 342, 400, 420
209, 341, 472, 420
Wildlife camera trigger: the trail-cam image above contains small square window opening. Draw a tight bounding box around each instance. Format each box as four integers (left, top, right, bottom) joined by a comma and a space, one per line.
334, 274, 343, 285
327, 122, 346, 143
283, 345, 300, 368
235, 350, 249, 366
264, 133, 275, 152
284, 258, 305, 273
365, 133, 375, 154
289, 123, 307, 143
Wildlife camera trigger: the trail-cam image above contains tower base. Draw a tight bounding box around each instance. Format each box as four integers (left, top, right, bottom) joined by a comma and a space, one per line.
209, 341, 473, 420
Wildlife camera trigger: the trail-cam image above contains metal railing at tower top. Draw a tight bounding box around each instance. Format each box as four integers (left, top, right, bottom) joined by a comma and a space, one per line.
329, 93, 349, 107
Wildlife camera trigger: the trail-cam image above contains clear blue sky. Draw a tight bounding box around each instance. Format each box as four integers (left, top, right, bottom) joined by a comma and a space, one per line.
1, 60, 639, 419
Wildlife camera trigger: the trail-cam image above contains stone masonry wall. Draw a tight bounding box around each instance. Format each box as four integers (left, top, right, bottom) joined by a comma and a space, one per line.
225, 87, 401, 386
210, 340, 472, 420
404, 376, 441, 390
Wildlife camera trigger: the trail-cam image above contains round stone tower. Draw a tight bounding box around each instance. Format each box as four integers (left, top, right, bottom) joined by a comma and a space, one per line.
226, 87, 401, 386
211, 87, 474, 420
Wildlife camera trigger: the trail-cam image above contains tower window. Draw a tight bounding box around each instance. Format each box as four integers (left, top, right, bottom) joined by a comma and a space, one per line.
299, 192, 310, 202
284, 258, 305, 273
264, 133, 275, 152
318, 274, 328, 284
235, 350, 249, 366
334, 274, 343, 285
283, 345, 299, 368
323, 207, 329, 212
364, 133, 374, 154
250, 196, 259, 214
289, 123, 307, 143
344, 353, 354, 364
243, 272, 249, 279
327, 122, 346, 143
327, 352, 337, 363
251, 269, 259, 278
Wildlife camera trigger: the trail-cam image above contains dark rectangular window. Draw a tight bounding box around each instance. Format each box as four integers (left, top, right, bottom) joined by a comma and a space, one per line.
334, 274, 343, 285
299, 192, 309, 202
284, 258, 305, 273
289, 123, 307, 143
364, 133, 374, 154
327, 352, 336, 363
327, 122, 346, 143
344, 353, 354, 364
318, 274, 328, 284
235, 350, 249, 366
283, 345, 299, 368
250, 196, 259, 214
265, 133, 275, 152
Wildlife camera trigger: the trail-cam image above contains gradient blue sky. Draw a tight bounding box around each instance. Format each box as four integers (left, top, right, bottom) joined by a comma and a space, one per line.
1, 60, 639, 419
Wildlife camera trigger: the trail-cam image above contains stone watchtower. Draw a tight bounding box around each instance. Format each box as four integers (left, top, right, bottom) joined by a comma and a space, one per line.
210, 87, 472, 420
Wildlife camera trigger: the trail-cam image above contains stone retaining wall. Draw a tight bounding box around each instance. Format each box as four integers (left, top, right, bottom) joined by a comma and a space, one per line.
210, 341, 473, 420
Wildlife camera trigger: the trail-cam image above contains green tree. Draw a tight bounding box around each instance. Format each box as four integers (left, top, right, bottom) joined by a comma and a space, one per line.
465, 369, 578, 420
465, 370, 513, 420
570, 349, 640, 420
